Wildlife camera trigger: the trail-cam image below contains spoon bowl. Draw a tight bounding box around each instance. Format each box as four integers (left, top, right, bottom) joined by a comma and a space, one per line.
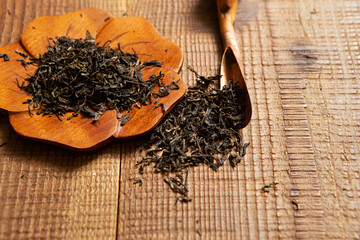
221, 46, 251, 126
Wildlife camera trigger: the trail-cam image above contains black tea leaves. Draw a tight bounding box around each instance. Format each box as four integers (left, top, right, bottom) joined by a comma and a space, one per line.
139, 69, 249, 202
17, 31, 174, 124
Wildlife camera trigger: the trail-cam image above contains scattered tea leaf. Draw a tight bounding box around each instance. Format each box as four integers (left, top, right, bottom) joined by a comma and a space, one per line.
139, 69, 249, 201
291, 199, 299, 211
261, 182, 278, 193
133, 178, 143, 186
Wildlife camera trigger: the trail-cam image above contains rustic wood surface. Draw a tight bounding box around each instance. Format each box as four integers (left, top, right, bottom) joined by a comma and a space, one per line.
0, 0, 359, 239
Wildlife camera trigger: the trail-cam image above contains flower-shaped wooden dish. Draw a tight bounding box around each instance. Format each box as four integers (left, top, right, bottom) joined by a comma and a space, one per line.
0, 8, 186, 150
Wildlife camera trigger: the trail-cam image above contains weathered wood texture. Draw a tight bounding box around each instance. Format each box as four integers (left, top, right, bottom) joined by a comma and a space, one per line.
0, 0, 359, 239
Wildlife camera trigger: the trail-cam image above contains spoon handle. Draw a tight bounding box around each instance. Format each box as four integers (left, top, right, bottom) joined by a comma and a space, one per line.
216, 0, 240, 53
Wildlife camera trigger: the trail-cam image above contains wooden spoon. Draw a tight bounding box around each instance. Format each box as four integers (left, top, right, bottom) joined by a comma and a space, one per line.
216, 0, 252, 127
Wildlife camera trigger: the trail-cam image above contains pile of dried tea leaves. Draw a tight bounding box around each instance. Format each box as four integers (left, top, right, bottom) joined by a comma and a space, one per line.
17, 31, 175, 123
138, 69, 249, 202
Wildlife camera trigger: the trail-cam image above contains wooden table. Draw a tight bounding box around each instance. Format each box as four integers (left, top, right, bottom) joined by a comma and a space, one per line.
0, 0, 359, 239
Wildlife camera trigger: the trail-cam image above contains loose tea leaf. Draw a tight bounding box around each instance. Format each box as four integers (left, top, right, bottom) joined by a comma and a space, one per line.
17, 31, 175, 123
15, 50, 28, 58
0, 54, 10, 61
261, 182, 278, 193
133, 178, 143, 186
139, 69, 249, 201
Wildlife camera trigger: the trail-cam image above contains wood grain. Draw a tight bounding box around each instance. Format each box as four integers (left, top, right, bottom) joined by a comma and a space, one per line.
21, 8, 113, 56
1, 0, 360, 239
265, 1, 325, 238
0, 42, 33, 112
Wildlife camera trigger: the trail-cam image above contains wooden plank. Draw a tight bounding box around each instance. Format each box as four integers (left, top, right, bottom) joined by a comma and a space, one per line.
117, 0, 292, 239
0, 0, 126, 239
266, 0, 326, 238
300, 0, 360, 238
